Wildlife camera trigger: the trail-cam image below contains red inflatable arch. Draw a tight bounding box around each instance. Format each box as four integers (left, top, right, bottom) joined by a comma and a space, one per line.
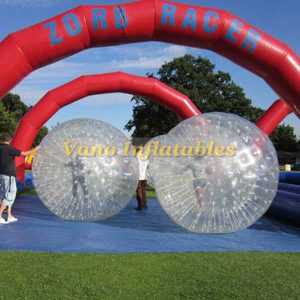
0, 0, 297, 177
12, 72, 291, 181
12, 72, 200, 180
0, 0, 299, 118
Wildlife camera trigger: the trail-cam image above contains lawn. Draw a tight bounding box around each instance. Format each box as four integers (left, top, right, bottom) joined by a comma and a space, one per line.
146, 186, 157, 198
19, 187, 158, 198
13, 187, 299, 299
0, 252, 299, 299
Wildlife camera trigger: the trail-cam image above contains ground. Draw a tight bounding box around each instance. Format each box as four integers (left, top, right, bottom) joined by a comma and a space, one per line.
20, 185, 157, 198
0, 252, 299, 299
1, 188, 298, 299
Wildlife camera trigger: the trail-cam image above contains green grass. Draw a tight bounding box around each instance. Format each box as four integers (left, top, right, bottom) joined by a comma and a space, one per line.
146, 189, 157, 198
0, 252, 299, 299
18, 188, 37, 196
19, 188, 156, 198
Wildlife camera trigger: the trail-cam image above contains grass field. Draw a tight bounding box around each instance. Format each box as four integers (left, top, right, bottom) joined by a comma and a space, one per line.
19, 187, 158, 198
0, 252, 299, 299
14, 186, 299, 299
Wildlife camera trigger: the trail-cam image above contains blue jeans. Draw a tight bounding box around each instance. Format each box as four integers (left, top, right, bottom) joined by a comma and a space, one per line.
0, 175, 17, 207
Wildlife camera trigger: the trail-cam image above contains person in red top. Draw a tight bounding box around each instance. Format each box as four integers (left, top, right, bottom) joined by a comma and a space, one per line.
0, 133, 39, 224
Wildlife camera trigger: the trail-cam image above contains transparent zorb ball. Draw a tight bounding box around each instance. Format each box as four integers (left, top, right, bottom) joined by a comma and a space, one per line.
33, 119, 139, 221
143, 135, 166, 188
152, 113, 279, 233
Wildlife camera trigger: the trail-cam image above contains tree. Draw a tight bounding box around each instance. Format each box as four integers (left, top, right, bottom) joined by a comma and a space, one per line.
34, 126, 48, 146
0, 93, 48, 146
270, 124, 298, 152
0, 102, 17, 141
125, 54, 298, 152
1, 93, 28, 122
126, 55, 257, 137
244, 106, 298, 152
247, 106, 264, 123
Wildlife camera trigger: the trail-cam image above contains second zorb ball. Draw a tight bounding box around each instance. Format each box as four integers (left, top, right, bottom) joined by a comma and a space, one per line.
152, 113, 279, 233
144, 135, 166, 188
33, 119, 139, 221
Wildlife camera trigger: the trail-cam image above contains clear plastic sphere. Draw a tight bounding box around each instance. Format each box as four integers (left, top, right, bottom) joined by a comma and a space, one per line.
33, 119, 139, 221
145, 169, 155, 188
143, 135, 166, 188
152, 113, 279, 233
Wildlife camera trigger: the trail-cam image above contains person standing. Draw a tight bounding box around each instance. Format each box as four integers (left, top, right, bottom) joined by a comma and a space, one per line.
185, 157, 214, 209
0, 133, 39, 224
135, 151, 148, 211
65, 155, 91, 204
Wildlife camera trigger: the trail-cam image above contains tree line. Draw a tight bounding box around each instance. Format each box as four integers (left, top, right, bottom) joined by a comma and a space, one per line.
0, 93, 48, 146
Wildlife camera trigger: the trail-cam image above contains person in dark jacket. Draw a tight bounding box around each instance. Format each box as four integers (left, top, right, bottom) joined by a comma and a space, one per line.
0, 133, 39, 224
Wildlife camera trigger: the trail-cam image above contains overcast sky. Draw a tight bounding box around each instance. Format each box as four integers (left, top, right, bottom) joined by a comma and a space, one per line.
0, 0, 299, 137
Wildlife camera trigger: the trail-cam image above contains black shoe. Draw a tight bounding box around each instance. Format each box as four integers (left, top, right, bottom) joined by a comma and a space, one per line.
135, 207, 143, 211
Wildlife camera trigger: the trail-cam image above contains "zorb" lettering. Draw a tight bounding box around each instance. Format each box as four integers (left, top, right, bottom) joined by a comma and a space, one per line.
43, 8, 128, 46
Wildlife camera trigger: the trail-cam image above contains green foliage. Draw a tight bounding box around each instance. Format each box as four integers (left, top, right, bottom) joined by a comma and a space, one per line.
125, 54, 299, 151
1, 93, 28, 122
125, 55, 254, 137
0, 93, 48, 146
158, 55, 254, 117
246, 106, 265, 123
34, 126, 49, 146
0, 102, 17, 141
270, 124, 298, 152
